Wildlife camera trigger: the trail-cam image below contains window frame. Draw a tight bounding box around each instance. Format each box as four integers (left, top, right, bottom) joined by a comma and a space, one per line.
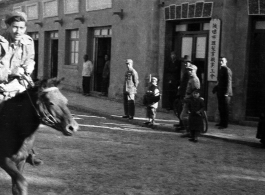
43, 0, 58, 18
13, 6, 22, 12
66, 29, 80, 65
26, 3, 39, 20
64, 0, 79, 14
86, 0, 112, 11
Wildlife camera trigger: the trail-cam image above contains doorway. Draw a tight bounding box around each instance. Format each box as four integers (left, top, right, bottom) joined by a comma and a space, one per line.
246, 19, 265, 118
175, 34, 208, 100
28, 32, 39, 81
163, 22, 209, 110
32, 40, 39, 80
44, 31, 59, 78
50, 39, 58, 78
93, 37, 111, 92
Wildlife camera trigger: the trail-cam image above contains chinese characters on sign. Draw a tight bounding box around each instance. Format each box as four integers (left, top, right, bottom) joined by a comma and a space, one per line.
207, 19, 221, 81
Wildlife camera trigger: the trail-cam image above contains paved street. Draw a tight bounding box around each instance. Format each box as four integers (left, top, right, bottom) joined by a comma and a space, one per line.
0, 110, 265, 195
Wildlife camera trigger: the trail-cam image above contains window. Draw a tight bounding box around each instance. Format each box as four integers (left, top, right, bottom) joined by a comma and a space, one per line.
43, 0, 58, 18
66, 30, 79, 65
255, 21, 265, 29
86, 0, 111, 11
26, 3, 38, 20
28, 32, 39, 40
64, 0, 79, 14
94, 28, 112, 37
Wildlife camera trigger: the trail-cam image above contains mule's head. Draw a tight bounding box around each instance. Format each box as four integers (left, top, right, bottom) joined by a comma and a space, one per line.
37, 78, 79, 136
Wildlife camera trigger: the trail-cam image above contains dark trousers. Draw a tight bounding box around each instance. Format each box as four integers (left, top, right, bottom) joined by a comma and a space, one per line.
82, 76, 91, 94
101, 77, 109, 95
123, 94, 135, 117
217, 95, 231, 127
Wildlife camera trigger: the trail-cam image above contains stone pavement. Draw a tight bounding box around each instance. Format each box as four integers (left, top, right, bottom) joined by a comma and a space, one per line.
62, 90, 262, 146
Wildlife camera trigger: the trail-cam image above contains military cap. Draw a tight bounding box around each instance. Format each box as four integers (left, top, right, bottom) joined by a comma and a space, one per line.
151, 77, 158, 82
126, 59, 133, 64
186, 64, 197, 71
5, 11, 27, 24
184, 55, 192, 62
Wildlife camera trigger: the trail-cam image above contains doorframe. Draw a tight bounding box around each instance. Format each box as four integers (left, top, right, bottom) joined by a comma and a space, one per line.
44, 31, 59, 78
168, 22, 209, 108
91, 27, 112, 93
246, 16, 265, 119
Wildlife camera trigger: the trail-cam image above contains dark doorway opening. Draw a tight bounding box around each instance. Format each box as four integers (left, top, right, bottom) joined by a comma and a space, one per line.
246, 31, 265, 118
163, 29, 208, 110
50, 40, 58, 78
94, 37, 111, 92
32, 40, 38, 81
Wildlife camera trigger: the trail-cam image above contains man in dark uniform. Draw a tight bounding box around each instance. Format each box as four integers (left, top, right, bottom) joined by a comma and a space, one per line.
213, 57, 233, 129
165, 51, 181, 110
175, 55, 191, 130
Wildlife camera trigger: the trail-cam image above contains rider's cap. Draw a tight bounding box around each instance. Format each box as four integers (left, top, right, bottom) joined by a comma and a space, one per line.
5, 11, 27, 24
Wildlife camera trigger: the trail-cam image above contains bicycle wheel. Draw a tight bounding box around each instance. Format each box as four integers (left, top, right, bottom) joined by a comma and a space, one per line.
201, 111, 208, 133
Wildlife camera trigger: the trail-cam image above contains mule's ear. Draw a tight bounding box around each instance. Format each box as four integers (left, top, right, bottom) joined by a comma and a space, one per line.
54, 77, 65, 86
38, 79, 48, 88
45, 77, 57, 87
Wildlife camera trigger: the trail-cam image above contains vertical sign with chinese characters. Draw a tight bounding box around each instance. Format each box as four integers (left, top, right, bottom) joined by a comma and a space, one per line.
207, 19, 221, 81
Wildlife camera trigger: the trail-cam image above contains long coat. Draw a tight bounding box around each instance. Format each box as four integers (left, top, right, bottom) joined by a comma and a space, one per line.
187, 97, 205, 132
213, 65, 233, 96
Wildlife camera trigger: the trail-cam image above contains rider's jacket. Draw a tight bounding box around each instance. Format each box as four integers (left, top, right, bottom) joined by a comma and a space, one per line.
0, 33, 35, 83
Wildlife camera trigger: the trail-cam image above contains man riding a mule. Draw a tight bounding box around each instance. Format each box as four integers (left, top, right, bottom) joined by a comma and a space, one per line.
0, 11, 43, 166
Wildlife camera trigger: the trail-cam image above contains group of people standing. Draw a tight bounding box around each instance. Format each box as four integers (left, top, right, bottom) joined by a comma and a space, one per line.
173, 54, 233, 142
120, 53, 233, 143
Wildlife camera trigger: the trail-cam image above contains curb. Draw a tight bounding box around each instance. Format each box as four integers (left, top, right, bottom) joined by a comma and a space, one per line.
69, 104, 260, 147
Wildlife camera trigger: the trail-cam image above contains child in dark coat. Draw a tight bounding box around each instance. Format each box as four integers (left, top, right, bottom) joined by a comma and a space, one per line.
143, 77, 160, 127
186, 90, 205, 142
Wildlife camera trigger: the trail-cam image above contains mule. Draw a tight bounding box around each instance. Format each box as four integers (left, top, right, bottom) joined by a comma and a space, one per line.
0, 78, 79, 195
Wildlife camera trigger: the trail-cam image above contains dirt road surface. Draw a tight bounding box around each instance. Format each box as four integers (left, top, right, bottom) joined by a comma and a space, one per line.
1, 111, 265, 195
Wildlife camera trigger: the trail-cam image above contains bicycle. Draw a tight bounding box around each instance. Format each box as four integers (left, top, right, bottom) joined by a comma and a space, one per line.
173, 96, 208, 133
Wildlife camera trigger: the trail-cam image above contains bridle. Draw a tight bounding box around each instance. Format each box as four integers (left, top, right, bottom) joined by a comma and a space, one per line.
21, 78, 59, 128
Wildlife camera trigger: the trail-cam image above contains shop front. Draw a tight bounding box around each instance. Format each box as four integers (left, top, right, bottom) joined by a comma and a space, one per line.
162, 1, 214, 111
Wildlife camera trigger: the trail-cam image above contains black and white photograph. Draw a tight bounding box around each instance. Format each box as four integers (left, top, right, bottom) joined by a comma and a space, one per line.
0, 0, 265, 194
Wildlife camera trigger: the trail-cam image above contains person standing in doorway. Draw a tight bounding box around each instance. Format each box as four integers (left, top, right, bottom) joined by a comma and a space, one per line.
165, 51, 180, 110
175, 55, 191, 130
82, 54, 93, 96
123, 59, 139, 120
101, 54, 110, 96
212, 57, 233, 129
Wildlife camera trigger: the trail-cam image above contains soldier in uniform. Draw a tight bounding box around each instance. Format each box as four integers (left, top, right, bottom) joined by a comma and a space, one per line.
180, 64, 200, 138
122, 59, 139, 120
0, 11, 43, 166
0, 11, 34, 99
